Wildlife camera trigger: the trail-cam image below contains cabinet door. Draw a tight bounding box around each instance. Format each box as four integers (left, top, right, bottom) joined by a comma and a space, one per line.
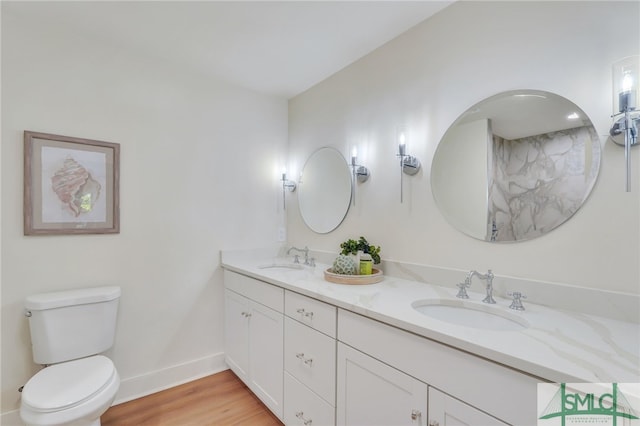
337, 343, 428, 426
224, 289, 249, 382
428, 387, 508, 426
248, 300, 284, 420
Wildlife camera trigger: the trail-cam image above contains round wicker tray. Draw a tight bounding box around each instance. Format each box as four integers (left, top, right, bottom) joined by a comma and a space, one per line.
324, 268, 384, 285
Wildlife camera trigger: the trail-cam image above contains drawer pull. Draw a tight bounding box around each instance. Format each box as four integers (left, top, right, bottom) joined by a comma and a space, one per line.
241, 311, 252, 318
295, 352, 314, 366
428, 421, 439, 426
296, 308, 314, 319
295, 411, 313, 425
411, 409, 422, 422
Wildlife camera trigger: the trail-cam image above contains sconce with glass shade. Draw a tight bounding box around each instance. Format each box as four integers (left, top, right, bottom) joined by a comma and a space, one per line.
610, 55, 639, 192
350, 147, 369, 206
396, 127, 421, 203
281, 169, 296, 210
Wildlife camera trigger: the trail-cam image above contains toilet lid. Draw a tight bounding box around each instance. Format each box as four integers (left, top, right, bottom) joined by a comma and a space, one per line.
22, 355, 116, 412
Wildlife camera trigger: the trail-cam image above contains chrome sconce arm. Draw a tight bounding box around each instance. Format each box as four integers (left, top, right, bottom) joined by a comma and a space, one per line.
281, 172, 296, 210
610, 55, 639, 192
396, 129, 421, 203
610, 110, 639, 192
350, 148, 369, 206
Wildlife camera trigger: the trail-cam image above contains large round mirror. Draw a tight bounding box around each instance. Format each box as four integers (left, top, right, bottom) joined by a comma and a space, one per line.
298, 147, 352, 234
431, 90, 601, 242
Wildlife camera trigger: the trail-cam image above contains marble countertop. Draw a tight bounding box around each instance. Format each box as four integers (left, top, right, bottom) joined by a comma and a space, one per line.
221, 251, 640, 384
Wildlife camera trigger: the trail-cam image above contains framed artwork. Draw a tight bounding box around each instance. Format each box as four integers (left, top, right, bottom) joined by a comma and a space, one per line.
24, 131, 120, 235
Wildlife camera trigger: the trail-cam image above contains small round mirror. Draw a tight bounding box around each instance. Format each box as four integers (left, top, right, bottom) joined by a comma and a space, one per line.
431, 90, 601, 242
298, 147, 352, 234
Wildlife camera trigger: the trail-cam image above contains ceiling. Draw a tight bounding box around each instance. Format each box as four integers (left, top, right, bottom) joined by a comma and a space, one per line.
3, 1, 452, 99
459, 91, 590, 140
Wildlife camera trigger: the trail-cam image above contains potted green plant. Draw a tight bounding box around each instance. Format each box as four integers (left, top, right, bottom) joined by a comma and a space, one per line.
339, 236, 381, 264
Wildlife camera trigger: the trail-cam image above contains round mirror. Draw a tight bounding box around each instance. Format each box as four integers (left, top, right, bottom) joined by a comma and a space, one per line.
431, 90, 601, 242
298, 147, 352, 234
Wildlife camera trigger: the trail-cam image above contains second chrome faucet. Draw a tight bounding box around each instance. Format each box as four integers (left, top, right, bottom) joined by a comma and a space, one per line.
456, 269, 496, 304
287, 246, 314, 266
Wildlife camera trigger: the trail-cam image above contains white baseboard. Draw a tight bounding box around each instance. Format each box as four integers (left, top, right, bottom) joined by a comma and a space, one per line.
0, 353, 228, 426
114, 352, 228, 405
1, 410, 22, 426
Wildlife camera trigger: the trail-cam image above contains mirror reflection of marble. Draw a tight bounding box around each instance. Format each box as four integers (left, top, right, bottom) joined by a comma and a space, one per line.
298, 147, 352, 234
431, 90, 601, 242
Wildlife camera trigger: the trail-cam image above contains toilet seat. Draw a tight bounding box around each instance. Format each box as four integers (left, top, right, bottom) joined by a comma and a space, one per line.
22, 355, 116, 412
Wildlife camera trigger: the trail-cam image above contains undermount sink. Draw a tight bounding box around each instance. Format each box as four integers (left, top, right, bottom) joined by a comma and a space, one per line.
258, 263, 304, 270
412, 299, 529, 331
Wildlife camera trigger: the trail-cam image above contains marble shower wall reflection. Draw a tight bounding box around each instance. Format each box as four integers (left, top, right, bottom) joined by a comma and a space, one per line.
487, 126, 600, 241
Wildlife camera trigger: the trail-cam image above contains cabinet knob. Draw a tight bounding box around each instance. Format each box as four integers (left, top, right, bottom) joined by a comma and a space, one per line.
411, 409, 422, 421
295, 411, 313, 425
295, 352, 313, 366
428, 421, 440, 426
296, 308, 314, 319
241, 311, 252, 318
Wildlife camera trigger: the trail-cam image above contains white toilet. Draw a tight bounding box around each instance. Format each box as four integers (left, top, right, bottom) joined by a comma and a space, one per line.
20, 286, 121, 426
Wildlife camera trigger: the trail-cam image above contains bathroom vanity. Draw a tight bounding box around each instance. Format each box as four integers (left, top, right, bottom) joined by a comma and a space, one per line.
221, 249, 640, 426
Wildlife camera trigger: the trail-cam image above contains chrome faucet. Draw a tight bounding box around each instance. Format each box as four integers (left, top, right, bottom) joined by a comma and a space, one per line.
287, 246, 310, 265
464, 269, 496, 304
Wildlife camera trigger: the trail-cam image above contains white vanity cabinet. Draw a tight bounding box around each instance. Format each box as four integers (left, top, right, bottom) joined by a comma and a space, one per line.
337, 309, 539, 425
224, 270, 284, 420
336, 342, 508, 426
223, 267, 543, 425
283, 290, 337, 426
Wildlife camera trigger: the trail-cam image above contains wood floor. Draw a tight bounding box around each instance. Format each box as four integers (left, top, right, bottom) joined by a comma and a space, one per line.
101, 370, 283, 426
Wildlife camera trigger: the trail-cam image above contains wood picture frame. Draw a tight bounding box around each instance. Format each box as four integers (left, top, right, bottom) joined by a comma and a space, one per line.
24, 131, 120, 235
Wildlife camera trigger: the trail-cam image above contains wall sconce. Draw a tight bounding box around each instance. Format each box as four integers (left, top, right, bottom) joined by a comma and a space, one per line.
281, 170, 296, 210
396, 127, 421, 203
610, 55, 639, 192
350, 147, 369, 206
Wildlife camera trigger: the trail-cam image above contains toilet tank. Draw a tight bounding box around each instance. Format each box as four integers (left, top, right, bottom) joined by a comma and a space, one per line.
25, 286, 121, 365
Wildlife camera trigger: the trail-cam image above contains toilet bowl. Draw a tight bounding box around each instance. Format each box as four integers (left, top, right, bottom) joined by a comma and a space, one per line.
21, 286, 121, 426
20, 355, 120, 426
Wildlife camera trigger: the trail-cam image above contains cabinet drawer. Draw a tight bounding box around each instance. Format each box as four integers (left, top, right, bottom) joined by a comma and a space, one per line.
224, 270, 283, 312
285, 316, 336, 404
285, 290, 336, 337
284, 372, 335, 426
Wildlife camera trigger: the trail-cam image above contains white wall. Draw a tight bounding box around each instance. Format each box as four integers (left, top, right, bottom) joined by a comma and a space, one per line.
288, 1, 640, 294
1, 7, 287, 416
